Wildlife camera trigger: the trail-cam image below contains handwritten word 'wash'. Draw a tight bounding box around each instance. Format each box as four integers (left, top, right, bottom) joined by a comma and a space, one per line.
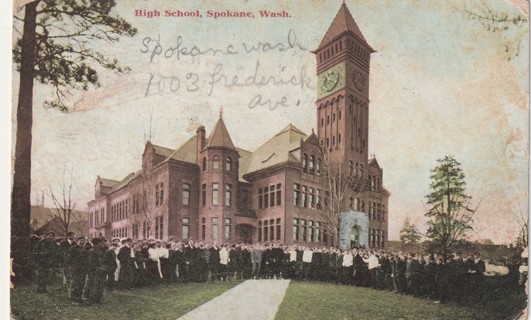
140, 29, 305, 62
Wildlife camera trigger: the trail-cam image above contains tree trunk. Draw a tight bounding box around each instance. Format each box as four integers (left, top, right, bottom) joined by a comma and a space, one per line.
11, 1, 39, 285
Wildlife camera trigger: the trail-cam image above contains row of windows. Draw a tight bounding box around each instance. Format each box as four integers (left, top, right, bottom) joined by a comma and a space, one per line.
293, 219, 323, 243
202, 183, 232, 207
293, 184, 322, 209
368, 201, 386, 221
318, 40, 343, 63
258, 184, 282, 209
302, 154, 321, 175
201, 217, 232, 242
202, 156, 233, 172
258, 218, 282, 242
369, 175, 381, 192
348, 161, 364, 177
111, 200, 129, 222
112, 227, 128, 239
89, 207, 105, 228
320, 110, 342, 127
370, 229, 385, 248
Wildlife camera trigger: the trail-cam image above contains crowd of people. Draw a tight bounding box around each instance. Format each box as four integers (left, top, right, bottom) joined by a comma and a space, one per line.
30, 231, 528, 305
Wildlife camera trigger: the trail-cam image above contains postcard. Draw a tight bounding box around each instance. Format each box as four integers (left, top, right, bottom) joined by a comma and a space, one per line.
9, 0, 529, 319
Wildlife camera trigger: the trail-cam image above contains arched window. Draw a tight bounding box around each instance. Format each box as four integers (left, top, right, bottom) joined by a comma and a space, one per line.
213, 155, 219, 170
202, 157, 207, 171
309, 155, 315, 173
226, 157, 232, 171
303, 154, 308, 171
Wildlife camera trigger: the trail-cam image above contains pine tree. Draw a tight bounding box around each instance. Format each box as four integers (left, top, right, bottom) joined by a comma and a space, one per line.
399, 216, 421, 245
424, 156, 478, 261
11, 0, 136, 284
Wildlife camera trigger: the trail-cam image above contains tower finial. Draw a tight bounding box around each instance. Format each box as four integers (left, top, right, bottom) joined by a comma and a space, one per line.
220, 107, 223, 119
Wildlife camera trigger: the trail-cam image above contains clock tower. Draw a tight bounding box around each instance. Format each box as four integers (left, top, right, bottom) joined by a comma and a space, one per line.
314, 3, 374, 180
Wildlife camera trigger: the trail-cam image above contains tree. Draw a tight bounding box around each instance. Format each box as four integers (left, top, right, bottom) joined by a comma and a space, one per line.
11, 0, 136, 283
318, 150, 364, 247
424, 156, 482, 261
399, 216, 422, 245
513, 208, 528, 249
48, 165, 77, 236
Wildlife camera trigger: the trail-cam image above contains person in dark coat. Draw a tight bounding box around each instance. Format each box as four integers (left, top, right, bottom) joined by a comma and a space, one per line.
66, 236, 88, 303
434, 256, 449, 304
58, 232, 76, 291
32, 231, 58, 294
117, 238, 134, 290
251, 244, 263, 279
84, 238, 108, 304
103, 242, 118, 292
406, 254, 421, 296
208, 244, 220, 281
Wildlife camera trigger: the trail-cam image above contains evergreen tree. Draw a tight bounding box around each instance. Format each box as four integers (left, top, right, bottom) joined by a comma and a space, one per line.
11, 0, 136, 284
424, 156, 478, 261
399, 216, 421, 245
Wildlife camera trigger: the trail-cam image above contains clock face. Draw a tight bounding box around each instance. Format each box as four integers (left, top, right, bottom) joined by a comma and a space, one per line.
317, 63, 345, 99
322, 70, 340, 92
353, 71, 366, 91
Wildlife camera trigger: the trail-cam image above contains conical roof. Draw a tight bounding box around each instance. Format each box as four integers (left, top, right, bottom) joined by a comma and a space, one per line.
206, 116, 236, 150
317, 3, 373, 51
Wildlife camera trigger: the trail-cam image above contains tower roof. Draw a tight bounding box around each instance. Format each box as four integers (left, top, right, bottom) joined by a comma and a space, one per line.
206, 116, 236, 150
317, 3, 372, 51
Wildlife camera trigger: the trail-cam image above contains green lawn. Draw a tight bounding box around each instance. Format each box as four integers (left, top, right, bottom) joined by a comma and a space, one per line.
11, 280, 242, 320
275, 281, 527, 320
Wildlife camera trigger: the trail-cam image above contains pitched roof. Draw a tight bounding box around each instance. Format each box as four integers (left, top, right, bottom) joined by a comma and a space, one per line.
99, 177, 119, 188
167, 135, 198, 164
243, 124, 307, 176
206, 117, 236, 150
236, 148, 253, 181
152, 144, 175, 158
317, 3, 372, 51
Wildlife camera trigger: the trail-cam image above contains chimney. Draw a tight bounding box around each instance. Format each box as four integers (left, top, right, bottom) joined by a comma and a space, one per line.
197, 125, 206, 164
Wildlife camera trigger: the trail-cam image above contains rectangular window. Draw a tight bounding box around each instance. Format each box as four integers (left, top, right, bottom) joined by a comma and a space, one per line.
308, 221, 314, 242
315, 222, 321, 242
183, 183, 190, 206
201, 218, 206, 240
132, 223, 138, 239
225, 184, 232, 207
264, 192, 269, 209
202, 184, 206, 207
212, 217, 219, 242
258, 188, 263, 209
309, 187, 314, 208
276, 220, 281, 241
183, 218, 190, 239
155, 183, 164, 207
302, 186, 308, 208
293, 184, 300, 207
301, 219, 307, 241
270, 185, 275, 207
293, 218, 299, 241
224, 218, 231, 241
270, 224, 274, 242
276, 184, 282, 206
212, 183, 219, 205
264, 222, 268, 241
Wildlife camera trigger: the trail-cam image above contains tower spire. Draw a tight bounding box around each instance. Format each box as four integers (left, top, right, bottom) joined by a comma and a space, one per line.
220, 107, 223, 119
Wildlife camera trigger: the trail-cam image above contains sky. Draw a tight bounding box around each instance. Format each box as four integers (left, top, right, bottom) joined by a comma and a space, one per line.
9, 0, 530, 244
